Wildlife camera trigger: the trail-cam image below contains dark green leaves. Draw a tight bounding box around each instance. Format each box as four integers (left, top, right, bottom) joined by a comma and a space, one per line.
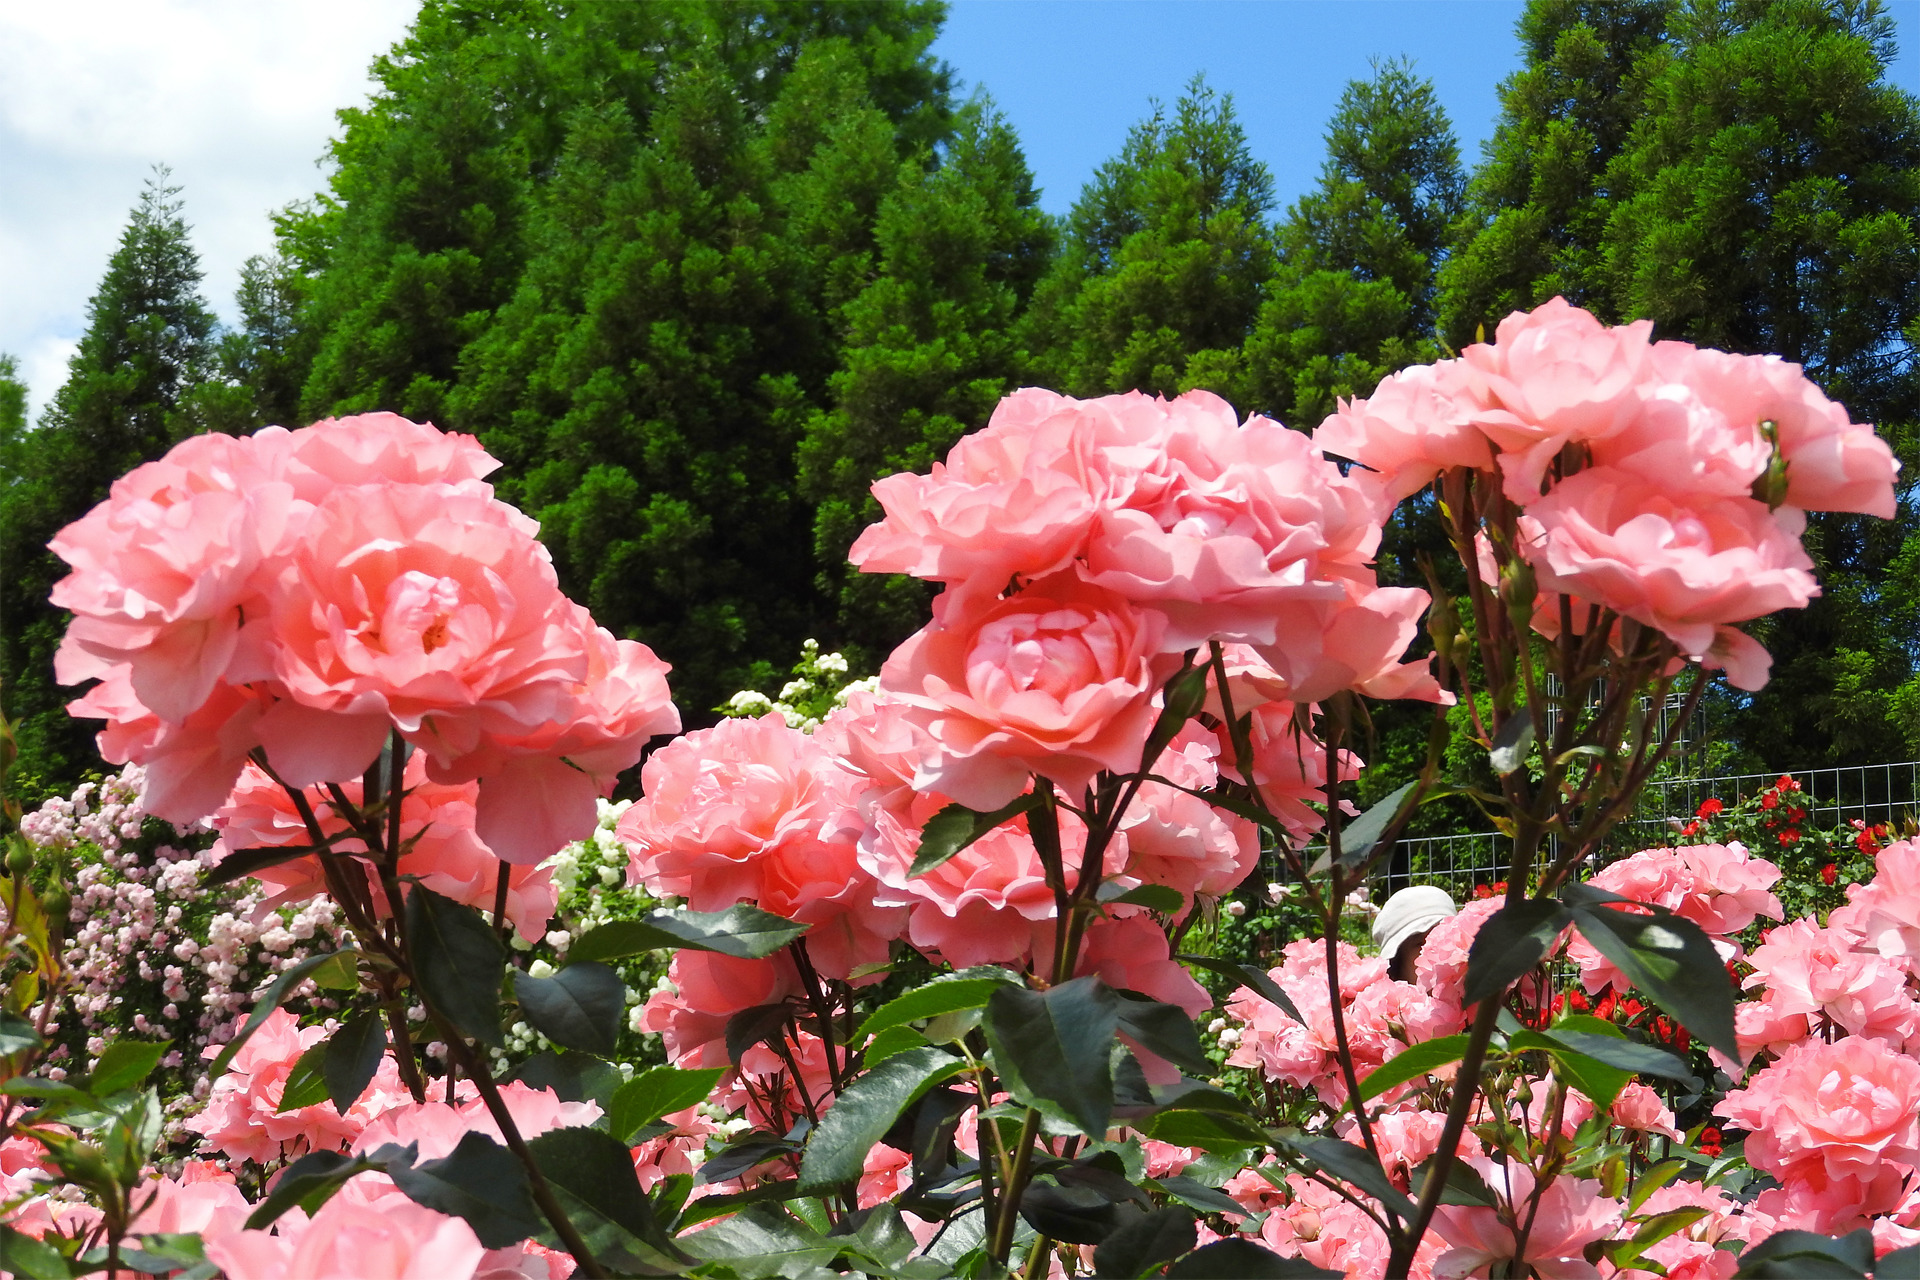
609, 1065, 727, 1144
911, 794, 1039, 878
89, 1038, 169, 1095
529, 1126, 690, 1272
797, 1047, 966, 1192
387, 1131, 542, 1249
406, 886, 506, 1048
515, 962, 626, 1055
1561, 881, 1738, 1061
1179, 954, 1304, 1025
1733, 1227, 1874, 1278
1093, 1207, 1196, 1278
1276, 1134, 1415, 1222
324, 1011, 389, 1115
0, 1012, 42, 1057
570, 905, 809, 963
1358, 1035, 1471, 1101
1314, 780, 1416, 875
856, 975, 1012, 1042
245, 1149, 388, 1229
984, 977, 1119, 1138
0, 1223, 68, 1280
275, 1042, 331, 1113
1462, 899, 1572, 1006
1114, 992, 1210, 1076
1164, 1239, 1339, 1277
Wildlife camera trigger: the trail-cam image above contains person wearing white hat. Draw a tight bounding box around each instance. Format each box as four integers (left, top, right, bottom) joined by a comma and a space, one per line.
1372, 885, 1458, 982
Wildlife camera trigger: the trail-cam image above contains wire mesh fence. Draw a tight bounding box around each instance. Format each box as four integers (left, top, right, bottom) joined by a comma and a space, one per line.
1361, 761, 1920, 907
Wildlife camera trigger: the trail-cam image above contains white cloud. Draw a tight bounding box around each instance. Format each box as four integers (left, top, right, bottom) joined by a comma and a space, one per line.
0, 0, 415, 421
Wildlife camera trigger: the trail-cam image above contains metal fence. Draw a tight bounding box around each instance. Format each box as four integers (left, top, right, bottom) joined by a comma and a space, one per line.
1368, 760, 1920, 905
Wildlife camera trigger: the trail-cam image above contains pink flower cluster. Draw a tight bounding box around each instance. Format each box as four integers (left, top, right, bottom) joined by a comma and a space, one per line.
51, 413, 680, 863
851, 387, 1445, 810
1316, 298, 1898, 688
1567, 841, 1784, 993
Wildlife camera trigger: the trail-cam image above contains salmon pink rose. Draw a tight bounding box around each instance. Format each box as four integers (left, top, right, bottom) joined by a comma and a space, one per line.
1313, 358, 1495, 502
280, 412, 501, 500
1719, 1036, 1920, 1196
1830, 838, 1920, 964
1740, 919, 1920, 1048
1517, 467, 1817, 688
1117, 724, 1259, 904
1430, 1159, 1622, 1280
879, 574, 1170, 810
260, 482, 588, 791
204, 1185, 486, 1280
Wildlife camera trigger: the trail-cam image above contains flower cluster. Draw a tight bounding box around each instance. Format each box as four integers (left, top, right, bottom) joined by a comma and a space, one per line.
1317, 298, 1898, 688
51, 412, 680, 865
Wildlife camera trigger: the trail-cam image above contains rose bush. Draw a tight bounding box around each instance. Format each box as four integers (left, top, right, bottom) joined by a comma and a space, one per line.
0, 304, 1907, 1279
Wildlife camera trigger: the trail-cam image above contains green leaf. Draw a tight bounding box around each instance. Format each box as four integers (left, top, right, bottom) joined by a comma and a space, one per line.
508, 1050, 624, 1107
308, 951, 361, 991
1488, 712, 1535, 775
797, 1047, 967, 1192
0, 1011, 42, 1057
244, 1149, 386, 1229
275, 1041, 330, 1113
0, 1223, 69, 1280
865, 1025, 930, 1064
1878, 1243, 1920, 1279
984, 977, 1119, 1139
1509, 1028, 1633, 1112
514, 962, 625, 1055
1178, 954, 1305, 1025
1732, 1227, 1873, 1277
322, 1011, 388, 1115
1358, 1035, 1471, 1101
89, 1038, 170, 1095
679, 1202, 838, 1279
1462, 900, 1572, 1006
570, 904, 809, 963
1277, 1134, 1416, 1222
1146, 661, 1213, 758
1137, 1108, 1269, 1153
1548, 1022, 1696, 1084
1152, 1175, 1247, 1219
1316, 780, 1416, 874
911, 794, 1040, 878
1113, 992, 1210, 1076
856, 977, 1010, 1042
1561, 881, 1739, 1061
210, 950, 357, 1079
1164, 1238, 1340, 1277
1411, 1155, 1496, 1207
1093, 1206, 1196, 1278
1019, 1182, 1122, 1245
528, 1125, 691, 1272
608, 1065, 726, 1144
1100, 883, 1186, 914
405, 886, 506, 1048
386, 1130, 542, 1249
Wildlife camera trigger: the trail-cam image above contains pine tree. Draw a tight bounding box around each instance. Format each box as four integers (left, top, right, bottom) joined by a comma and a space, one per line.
1026, 78, 1277, 398
0, 356, 26, 486
1237, 59, 1466, 430
798, 98, 1053, 665
0, 170, 222, 800
1436, 0, 1674, 345
1601, 0, 1920, 768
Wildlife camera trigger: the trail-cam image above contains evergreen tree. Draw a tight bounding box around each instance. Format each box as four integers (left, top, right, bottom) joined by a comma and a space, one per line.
1600, 0, 1920, 768
798, 99, 1053, 664
1236, 59, 1465, 430
217, 248, 314, 428
0, 356, 26, 486
1436, 0, 1674, 345
0, 170, 222, 800
1026, 78, 1276, 398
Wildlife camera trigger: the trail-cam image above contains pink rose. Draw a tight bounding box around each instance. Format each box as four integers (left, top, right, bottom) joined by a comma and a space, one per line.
1116, 725, 1259, 904
1741, 919, 1920, 1048
67, 667, 270, 825
1517, 467, 1817, 688
1254, 580, 1451, 705
1610, 1081, 1680, 1139
1430, 1158, 1622, 1280
1719, 1036, 1920, 1194
1457, 296, 1656, 503
878, 575, 1171, 809
205, 1181, 486, 1280
1414, 897, 1505, 1011
638, 951, 801, 1071
280, 412, 500, 500
1313, 358, 1495, 502
1831, 838, 1920, 964
619, 714, 899, 978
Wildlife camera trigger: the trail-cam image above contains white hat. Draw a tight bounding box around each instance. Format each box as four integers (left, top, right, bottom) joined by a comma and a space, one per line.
1372, 886, 1458, 963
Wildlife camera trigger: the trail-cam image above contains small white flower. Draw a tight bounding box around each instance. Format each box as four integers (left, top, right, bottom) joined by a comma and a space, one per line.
1225, 901, 1247, 918
1207, 1018, 1227, 1035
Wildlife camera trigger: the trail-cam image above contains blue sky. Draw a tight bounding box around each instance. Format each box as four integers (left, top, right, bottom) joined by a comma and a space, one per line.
2, 1, 1914, 419
933, 0, 1919, 220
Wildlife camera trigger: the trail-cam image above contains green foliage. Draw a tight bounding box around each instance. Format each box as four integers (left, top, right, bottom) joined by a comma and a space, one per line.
1025, 77, 1277, 400
0, 171, 223, 801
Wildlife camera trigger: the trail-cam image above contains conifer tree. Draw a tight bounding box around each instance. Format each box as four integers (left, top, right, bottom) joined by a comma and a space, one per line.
1601, 0, 1920, 767
1236, 59, 1465, 429
0, 170, 221, 800
1026, 78, 1276, 398
1436, 0, 1674, 344
799, 99, 1053, 663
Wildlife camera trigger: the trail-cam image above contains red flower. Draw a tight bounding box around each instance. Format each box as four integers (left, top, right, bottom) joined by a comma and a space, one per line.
1595, 991, 1618, 1021
1698, 1126, 1723, 1157
1777, 775, 1801, 792
1696, 797, 1725, 819
1788, 806, 1808, 824
1761, 792, 1780, 811
1621, 998, 1646, 1021
1681, 821, 1701, 836
1821, 863, 1838, 885
1777, 829, 1800, 845
1568, 990, 1590, 1013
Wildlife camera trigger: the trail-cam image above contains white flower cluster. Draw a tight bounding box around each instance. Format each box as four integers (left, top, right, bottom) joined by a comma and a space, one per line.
717, 639, 868, 733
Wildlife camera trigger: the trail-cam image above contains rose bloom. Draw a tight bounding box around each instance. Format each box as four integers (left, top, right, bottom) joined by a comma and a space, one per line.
1517, 467, 1817, 690
1313, 358, 1495, 502
1741, 919, 1920, 1048
878, 574, 1171, 810
1718, 1036, 1920, 1201
1116, 725, 1259, 905
1831, 838, 1920, 965
620, 713, 900, 978
210, 754, 559, 942
205, 1177, 487, 1280
1414, 897, 1506, 1012
1430, 1158, 1622, 1280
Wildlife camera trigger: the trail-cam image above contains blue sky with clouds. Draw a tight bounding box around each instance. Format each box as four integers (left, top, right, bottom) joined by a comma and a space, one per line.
2, 1, 1914, 422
